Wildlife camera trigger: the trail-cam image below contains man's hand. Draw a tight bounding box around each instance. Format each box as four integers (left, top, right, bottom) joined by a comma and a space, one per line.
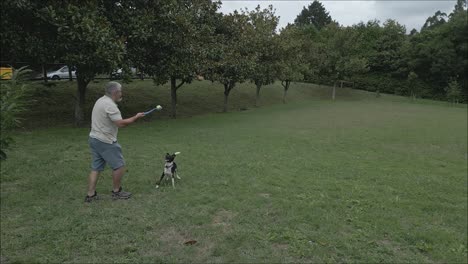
135, 112, 145, 119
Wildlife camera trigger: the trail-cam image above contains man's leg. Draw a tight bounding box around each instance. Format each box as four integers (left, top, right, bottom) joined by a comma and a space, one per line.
112, 166, 125, 192
106, 142, 131, 199
111, 166, 132, 199
87, 170, 100, 196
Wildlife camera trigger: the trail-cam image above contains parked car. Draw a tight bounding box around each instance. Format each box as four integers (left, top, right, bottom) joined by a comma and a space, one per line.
47, 66, 76, 80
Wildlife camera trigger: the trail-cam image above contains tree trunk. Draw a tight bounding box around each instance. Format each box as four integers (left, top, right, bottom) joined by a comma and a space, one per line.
255, 83, 261, 107
282, 81, 290, 104
42, 64, 48, 83
283, 88, 288, 104
68, 66, 73, 81
75, 76, 88, 126
170, 77, 177, 119
223, 83, 230, 113
332, 81, 336, 100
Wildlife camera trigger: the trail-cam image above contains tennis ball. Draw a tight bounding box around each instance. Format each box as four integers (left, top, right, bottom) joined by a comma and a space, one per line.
156, 105, 162, 110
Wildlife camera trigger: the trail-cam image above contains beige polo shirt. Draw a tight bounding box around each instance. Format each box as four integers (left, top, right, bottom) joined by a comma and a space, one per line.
89, 95, 123, 144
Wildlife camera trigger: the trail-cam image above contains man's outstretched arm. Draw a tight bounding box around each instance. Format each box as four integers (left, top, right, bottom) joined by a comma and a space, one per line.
113, 113, 145, 128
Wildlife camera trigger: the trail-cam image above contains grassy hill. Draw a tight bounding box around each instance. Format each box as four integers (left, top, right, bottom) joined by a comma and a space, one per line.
22, 79, 454, 128
1, 80, 467, 262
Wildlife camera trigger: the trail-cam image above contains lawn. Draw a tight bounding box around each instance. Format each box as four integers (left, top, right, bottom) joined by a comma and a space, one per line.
1, 81, 467, 263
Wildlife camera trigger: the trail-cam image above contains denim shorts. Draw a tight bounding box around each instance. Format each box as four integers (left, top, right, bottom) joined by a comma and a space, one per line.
89, 137, 125, 171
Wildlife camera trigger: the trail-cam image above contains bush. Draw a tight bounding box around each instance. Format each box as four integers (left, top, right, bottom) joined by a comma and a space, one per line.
351, 73, 406, 95
0, 67, 32, 160
445, 79, 462, 103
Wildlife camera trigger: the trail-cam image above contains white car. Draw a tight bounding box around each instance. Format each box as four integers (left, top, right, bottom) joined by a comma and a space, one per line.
47, 66, 76, 80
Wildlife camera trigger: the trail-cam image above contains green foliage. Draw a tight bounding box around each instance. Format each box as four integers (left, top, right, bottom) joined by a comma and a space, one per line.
277, 25, 308, 83
405, 6, 467, 99
123, 0, 221, 117
43, 2, 126, 125
0, 2, 58, 64
351, 73, 408, 95
47, 3, 125, 82
324, 2, 467, 101
247, 5, 280, 88
0, 67, 32, 160
205, 10, 257, 111
407, 71, 420, 99
294, 0, 332, 30
317, 23, 369, 82
422, 11, 448, 31
446, 79, 462, 103
135, 0, 220, 84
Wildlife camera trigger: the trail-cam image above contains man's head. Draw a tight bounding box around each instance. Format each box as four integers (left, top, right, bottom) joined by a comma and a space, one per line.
105, 81, 123, 102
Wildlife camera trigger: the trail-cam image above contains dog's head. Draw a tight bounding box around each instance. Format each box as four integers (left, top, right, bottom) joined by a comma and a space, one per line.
165, 152, 179, 162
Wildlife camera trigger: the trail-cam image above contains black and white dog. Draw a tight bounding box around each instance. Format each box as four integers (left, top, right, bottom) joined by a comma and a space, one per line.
156, 152, 181, 189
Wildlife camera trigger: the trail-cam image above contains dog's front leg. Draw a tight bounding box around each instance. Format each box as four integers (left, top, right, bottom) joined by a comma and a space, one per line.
171, 175, 175, 189
175, 169, 181, 180
156, 172, 165, 188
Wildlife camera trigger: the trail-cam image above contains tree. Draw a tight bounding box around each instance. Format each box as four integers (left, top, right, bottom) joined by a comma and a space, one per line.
205, 10, 256, 112
446, 79, 462, 103
246, 5, 280, 107
318, 23, 368, 99
294, 0, 332, 30
134, 0, 221, 118
406, 4, 467, 99
0, 1, 58, 81
452, 0, 466, 16
46, 3, 125, 126
277, 25, 308, 103
422, 11, 448, 31
407, 71, 419, 100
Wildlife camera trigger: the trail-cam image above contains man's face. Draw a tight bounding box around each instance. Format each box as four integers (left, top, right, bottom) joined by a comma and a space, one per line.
113, 90, 123, 103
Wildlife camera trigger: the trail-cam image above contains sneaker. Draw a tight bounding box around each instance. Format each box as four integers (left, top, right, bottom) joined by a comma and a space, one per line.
84, 192, 99, 203
112, 187, 132, 200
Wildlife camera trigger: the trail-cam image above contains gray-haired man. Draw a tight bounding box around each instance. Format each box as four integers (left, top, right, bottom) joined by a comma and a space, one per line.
85, 81, 145, 202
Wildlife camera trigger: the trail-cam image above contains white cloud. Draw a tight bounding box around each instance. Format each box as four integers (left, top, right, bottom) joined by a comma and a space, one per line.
219, 0, 457, 32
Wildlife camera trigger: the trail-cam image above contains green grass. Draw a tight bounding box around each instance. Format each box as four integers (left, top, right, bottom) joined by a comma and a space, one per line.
1, 81, 467, 263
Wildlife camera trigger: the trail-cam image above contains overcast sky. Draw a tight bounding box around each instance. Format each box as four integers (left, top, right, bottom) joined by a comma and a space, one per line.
219, 1, 456, 32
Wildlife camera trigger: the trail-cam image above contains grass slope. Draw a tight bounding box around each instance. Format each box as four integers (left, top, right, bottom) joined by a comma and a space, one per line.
23, 79, 420, 128
1, 81, 467, 263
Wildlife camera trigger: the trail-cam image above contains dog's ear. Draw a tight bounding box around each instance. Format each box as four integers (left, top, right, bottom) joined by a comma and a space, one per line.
166, 153, 170, 156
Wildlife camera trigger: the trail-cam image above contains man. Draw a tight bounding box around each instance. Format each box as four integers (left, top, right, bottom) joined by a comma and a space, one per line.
85, 81, 145, 202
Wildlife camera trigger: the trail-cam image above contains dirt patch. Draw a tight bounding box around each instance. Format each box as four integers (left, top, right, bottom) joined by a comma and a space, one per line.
159, 227, 186, 245
377, 239, 401, 252
0, 256, 9, 264
194, 241, 216, 261
273, 243, 289, 250
212, 209, 237, 232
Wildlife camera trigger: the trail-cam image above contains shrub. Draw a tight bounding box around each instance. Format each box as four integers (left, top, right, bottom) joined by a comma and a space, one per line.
445, 79, 462, 104
0, 67, 32, 160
